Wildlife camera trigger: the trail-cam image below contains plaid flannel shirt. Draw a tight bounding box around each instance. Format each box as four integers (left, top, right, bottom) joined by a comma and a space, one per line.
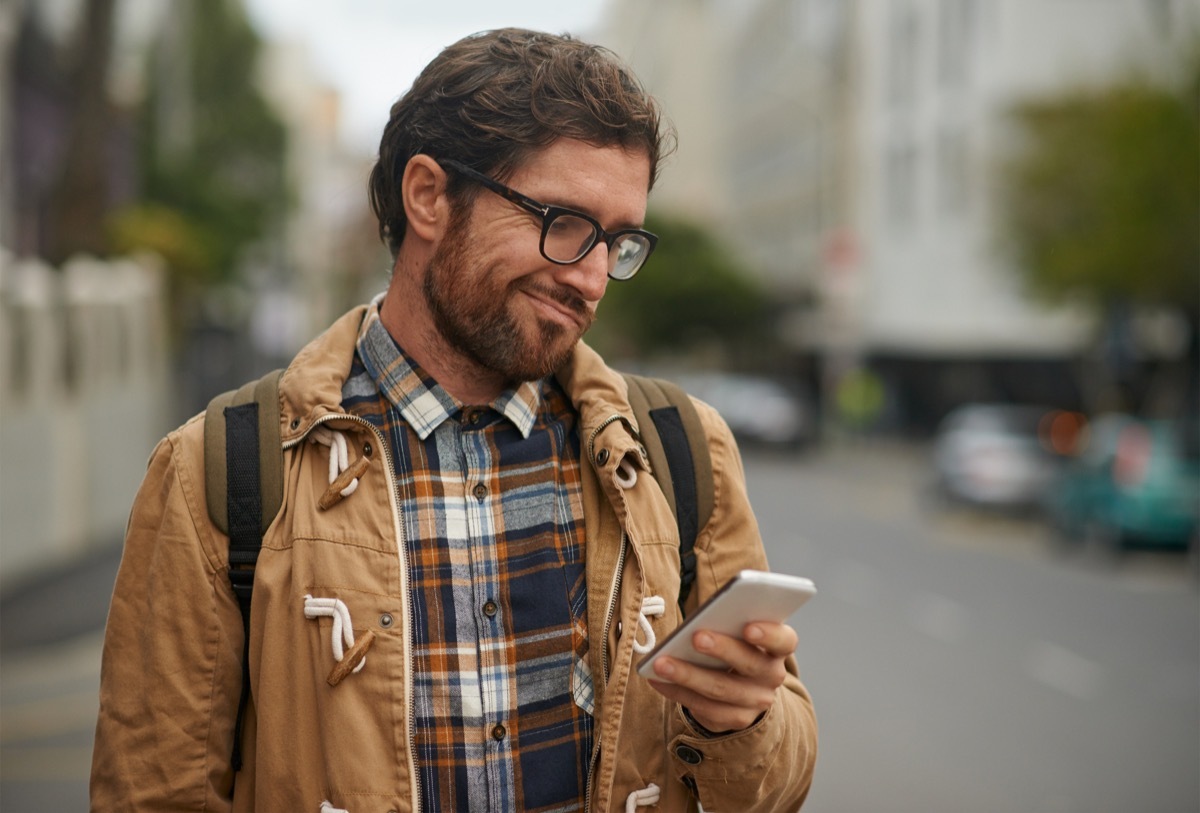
341, 305, 594, 812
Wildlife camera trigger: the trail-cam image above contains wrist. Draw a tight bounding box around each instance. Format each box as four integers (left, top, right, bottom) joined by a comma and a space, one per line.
682, 707, 763, 738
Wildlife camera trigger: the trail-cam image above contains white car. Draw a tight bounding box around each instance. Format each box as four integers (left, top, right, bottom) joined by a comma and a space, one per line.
932, 403, 1072, 509
675, 372, 814, 449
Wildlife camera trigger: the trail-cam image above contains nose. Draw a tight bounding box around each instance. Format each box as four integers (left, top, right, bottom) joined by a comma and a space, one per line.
554, 240, 610, 304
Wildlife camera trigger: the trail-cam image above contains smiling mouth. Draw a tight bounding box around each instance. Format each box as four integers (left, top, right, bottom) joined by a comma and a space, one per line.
521, 286, 592, 330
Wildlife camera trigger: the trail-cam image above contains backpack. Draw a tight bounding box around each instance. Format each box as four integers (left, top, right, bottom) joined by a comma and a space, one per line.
203, 368, 714, 771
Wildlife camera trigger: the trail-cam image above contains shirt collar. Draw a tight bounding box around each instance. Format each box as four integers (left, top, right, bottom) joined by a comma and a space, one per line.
355, 301, 542, 440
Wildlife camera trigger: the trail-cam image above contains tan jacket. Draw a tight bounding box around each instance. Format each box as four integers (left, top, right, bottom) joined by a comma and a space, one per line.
91, 306, 817, 812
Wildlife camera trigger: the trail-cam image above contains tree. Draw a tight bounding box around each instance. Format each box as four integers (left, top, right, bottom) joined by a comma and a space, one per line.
110, 0, 288, 300
587, 213, 774, 363
43, 0, 120, 263
996, 42, 1200, 412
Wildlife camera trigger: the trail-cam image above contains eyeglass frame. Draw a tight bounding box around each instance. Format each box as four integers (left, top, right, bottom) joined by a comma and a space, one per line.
438, 158, 658, 281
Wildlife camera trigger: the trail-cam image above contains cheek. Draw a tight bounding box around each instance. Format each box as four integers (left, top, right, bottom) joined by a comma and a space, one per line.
450, 216, 550, 293
494, 221, 552, 269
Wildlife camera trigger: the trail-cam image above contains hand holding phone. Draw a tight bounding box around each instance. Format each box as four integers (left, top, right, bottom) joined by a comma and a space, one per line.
636, 569, 816, 680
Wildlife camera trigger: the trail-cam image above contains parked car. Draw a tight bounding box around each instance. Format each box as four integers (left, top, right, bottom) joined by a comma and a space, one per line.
931, 403, 1083, 511
674, 372, 815, 450
1048, 414, 1200, 552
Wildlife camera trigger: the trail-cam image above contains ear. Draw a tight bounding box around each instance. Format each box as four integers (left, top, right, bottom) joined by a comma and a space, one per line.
401, 154, 451, 243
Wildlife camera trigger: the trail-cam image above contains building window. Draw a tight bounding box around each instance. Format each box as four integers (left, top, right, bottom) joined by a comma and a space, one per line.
886, 141, 919, 229
888, 3, 921, 107
938, 0, 976, 87
936, 127, 971, 213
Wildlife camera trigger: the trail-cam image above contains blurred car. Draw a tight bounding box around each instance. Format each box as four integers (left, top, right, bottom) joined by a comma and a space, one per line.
674, 372, 815, 450
1048, 414, 1200, 552
931, 403, 1083, 511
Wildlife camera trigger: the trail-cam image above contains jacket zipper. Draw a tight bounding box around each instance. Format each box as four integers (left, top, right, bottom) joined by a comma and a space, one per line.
586, 414, 628, 462
584, 531, 628, 813
583, 415, 632, 813
284, 414, 421, 812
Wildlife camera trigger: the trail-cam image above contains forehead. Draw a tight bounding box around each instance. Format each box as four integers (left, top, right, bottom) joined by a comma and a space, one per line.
504, 139, 652, 222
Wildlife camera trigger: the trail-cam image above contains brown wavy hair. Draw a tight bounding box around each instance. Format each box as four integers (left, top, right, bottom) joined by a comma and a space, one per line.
367, 28, 674, 258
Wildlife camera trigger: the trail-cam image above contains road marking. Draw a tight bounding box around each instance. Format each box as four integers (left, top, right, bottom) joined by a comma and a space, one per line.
908, 592, 969, 644
1025, 641, 1104, 700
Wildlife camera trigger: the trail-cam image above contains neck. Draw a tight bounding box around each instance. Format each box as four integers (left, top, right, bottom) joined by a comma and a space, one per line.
378, 264, 508, 405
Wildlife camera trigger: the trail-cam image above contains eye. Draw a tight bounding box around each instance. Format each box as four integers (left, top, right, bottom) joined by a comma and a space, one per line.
547, 217, 576, 235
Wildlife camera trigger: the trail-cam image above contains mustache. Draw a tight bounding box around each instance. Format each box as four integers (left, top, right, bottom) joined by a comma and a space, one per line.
518, 281, 591, 318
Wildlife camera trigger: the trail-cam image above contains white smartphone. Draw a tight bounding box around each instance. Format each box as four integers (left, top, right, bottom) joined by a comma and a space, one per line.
636, 569, 816, 680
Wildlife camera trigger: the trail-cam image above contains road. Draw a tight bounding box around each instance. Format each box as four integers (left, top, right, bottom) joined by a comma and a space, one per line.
749, 441, 1199, 813
2, 441, 1197, 812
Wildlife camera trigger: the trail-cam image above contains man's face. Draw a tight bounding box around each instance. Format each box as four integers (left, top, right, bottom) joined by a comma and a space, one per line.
423, 138, 652, 385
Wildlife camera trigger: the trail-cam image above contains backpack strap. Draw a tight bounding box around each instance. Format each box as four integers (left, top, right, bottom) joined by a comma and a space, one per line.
203, 370, 285, 537
202, 368, 284, 772
622, 373, 715, 611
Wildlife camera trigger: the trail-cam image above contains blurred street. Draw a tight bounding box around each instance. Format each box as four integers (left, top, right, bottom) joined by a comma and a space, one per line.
2, 441, 1197, 813
751, 441, 1199, 813
4, 1, 1198, 810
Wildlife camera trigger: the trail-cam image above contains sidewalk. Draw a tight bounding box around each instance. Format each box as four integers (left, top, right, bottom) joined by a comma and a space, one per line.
0, 539, 122, 655
0, 541, 120, 811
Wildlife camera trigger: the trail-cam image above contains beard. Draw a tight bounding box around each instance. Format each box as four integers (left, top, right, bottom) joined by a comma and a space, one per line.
422, 213, 594, 385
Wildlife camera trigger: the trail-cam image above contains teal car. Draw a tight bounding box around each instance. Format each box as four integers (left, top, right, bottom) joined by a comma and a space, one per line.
1049, 414, 1200, 551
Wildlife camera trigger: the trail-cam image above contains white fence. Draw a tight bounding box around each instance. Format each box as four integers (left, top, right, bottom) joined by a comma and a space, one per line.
0, 251, 170, 588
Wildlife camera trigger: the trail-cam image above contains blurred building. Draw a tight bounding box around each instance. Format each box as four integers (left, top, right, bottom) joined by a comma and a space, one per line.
0, 0, 380, 583
252, 37, 385, 363
598, 0, 1197, 433
0, 252, 170, 587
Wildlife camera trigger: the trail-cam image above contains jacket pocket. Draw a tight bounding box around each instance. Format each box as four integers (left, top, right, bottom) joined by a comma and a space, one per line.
267, 537, 407, 799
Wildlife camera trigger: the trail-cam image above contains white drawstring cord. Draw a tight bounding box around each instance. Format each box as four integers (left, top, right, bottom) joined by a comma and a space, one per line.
319, 801, 349, 813
309, 427, 360, 498
631, 595, 666, 654
625, 783, 661, 812
303, 595, 367, 674
615, 456, 639, 489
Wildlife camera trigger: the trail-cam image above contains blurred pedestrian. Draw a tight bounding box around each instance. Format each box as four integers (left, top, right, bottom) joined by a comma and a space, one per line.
90, 28, 816, 812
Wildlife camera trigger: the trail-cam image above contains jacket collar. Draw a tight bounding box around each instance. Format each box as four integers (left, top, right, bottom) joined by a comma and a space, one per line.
555, 340, 641, 458
278, 303, 640, 453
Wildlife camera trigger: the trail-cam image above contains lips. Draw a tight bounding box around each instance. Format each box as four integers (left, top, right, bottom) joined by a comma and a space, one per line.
520, 284, 592, 330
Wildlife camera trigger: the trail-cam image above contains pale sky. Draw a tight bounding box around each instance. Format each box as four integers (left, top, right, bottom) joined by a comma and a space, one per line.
242, 0, 609, 155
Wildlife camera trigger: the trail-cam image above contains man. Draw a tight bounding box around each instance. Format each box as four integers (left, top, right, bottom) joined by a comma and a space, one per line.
92, 28, 817, 812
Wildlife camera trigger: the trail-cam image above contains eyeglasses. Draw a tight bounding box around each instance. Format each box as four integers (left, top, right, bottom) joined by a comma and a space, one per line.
440, 159, 657, 281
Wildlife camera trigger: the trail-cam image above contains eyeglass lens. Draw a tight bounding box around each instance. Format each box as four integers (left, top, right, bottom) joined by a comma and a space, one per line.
543, 213, 650, 280
611, 234, 651, 279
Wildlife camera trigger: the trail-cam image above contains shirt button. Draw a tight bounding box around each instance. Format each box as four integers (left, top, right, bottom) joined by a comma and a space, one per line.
483, 600, 498, 617
596, 448, 610, 466
473, 483, 488, 501
491, 723, 507, 741
379, 613, 394, 628
675, 744, 703, 765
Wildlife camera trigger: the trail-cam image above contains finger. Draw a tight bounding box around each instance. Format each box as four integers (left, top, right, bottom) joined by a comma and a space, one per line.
650, 681, 760, 732
691, 630, 785, 685
647, 675, 770, 733
742, 621, 799, 658
651, 655, 776, 710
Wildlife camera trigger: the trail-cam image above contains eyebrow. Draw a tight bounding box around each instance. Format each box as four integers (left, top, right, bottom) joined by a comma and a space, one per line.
547, 195, 645, 232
